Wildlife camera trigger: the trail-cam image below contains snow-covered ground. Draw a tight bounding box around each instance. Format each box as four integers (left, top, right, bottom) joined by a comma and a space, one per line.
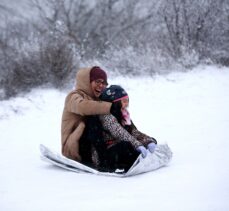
0, 66, 229, 211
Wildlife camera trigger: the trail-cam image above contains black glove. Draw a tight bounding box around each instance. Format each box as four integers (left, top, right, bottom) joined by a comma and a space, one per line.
150, 137, 157, 144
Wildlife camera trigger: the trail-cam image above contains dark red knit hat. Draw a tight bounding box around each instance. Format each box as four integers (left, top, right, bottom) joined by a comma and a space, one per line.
90, 66, 107, 84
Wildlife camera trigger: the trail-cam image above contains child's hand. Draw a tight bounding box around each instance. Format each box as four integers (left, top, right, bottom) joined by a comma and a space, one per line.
147, 143, 156, 153
136, 146, 147, 158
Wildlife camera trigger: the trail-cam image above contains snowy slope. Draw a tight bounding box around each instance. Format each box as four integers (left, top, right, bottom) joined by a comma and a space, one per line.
0, 66, 229, 211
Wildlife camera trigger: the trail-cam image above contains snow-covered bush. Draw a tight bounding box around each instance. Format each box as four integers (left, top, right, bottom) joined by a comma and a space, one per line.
81, 45, 182, 77
0, 20, 77, 99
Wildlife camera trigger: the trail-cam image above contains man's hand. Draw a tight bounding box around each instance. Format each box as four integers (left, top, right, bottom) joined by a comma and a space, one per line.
64, 139, 81, 161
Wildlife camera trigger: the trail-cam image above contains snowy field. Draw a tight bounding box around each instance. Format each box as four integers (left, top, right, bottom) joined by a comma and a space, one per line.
0, 66, 229, 211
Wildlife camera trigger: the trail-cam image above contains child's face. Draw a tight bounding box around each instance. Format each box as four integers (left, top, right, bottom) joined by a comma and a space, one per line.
121, 97, 129, 109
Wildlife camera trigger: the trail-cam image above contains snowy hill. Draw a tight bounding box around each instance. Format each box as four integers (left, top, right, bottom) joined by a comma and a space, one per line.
0, 66, 229, 211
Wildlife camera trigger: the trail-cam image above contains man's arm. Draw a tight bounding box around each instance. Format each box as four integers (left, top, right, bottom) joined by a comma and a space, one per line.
67, 92, 112, 116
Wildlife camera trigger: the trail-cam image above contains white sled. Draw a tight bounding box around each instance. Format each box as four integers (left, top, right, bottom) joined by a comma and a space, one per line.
40, 144, 172, 177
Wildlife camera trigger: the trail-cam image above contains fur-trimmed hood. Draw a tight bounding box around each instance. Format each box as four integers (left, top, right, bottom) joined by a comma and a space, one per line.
75, 67, 94, 98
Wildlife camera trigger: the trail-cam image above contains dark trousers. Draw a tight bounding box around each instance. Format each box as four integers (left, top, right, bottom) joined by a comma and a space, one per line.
79, 116, 107, 168
106, 142, 140, 172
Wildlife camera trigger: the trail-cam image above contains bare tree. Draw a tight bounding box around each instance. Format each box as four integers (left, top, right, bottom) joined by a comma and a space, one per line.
158, 0, 227, 66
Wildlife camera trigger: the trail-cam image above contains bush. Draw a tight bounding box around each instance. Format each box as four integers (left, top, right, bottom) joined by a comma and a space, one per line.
0, 21, 77, 99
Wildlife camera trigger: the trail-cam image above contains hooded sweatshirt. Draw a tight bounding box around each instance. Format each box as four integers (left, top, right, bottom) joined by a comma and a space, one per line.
61, 67, 111, 161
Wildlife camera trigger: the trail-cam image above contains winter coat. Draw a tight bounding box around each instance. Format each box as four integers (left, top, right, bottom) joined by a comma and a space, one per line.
61, 67, 111, 161
99, 114, 157, 149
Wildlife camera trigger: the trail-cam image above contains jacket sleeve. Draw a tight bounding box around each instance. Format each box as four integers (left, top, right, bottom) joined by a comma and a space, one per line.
131, 121, 157, 146
67, 92, 112, 116
99, 114, 142, 149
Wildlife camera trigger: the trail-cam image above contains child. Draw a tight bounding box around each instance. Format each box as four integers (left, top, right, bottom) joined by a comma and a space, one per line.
99, 85, 157, 172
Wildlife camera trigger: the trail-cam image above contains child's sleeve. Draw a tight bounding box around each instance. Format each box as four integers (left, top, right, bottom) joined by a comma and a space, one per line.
130, 121, 157, 147
99, 114, 142, 149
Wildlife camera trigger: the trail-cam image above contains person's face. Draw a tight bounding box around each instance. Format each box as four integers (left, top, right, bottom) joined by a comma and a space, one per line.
121, 97, 129, 109
91, 79, 108, 98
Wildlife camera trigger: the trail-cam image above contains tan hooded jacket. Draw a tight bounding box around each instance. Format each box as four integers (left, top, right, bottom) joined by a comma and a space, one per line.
61, 67, 111, 161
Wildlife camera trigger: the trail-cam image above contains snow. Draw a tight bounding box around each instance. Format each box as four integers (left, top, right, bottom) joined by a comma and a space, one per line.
1, 65, 229, 211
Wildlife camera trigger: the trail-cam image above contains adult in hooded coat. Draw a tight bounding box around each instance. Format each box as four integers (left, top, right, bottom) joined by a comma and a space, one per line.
61, 66, 112, 162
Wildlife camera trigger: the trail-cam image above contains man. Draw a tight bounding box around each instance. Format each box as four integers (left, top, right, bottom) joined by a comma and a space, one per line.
61, 66, 112, 161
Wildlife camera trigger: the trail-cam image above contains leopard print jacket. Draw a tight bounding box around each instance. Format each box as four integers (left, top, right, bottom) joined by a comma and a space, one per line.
91, 114, 157, 168
99, 114, 157, 149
